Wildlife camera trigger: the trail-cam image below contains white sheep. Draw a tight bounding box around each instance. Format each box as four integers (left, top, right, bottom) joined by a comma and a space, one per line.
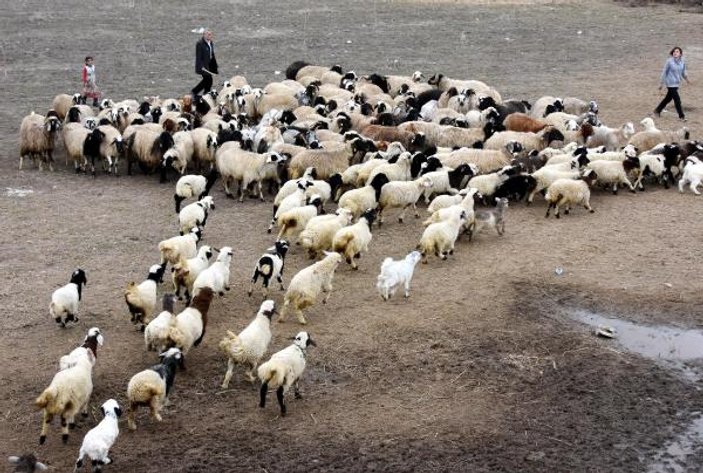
166, 287, 215, 355
144, 294, 178, 353
215, 142, 284, 201
193, 247, 233, 297
527, 167, 581, 204
124, 264, 165, 331
248, 240, 290, 298
174, 169, 219, 213
158, 227, 202, 270
365, 151, 413, 185
190, 127, 219, 171
299, 209, 353, 260
585, 122, 635, 151
337, 173, 390, 220
268, 180, 312, 233
279, 252, 344, 325
678, 158, 703, 195
178, 196, 215, 235
376, 251, 422, 301
377, 176, 434, 225
545, 170, 599, 218
332, 208, 378, 269
466, 165, 517, 202
220, 300, 277, 388
61, 122, 91, 171
163, 130, 194, 175
640, 117, 659, 132
427, 188, 471, 214
19, 112, 62, 171
275, 198, 325, 241
126, 347, 185, 430
171, 245, 214, 301
288, 139, 366, 180
52, 92, 81, 119
36, 349, 94, 445
59, 327, 104, 371
258, 331, 317, 416
73, 399, 121, 473
418, 207, 468, 263
587, 157, 640, 194
50, 269, 88, 328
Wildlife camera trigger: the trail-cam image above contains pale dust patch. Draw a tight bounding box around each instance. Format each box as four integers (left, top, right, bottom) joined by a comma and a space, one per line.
390, 0, 579, 4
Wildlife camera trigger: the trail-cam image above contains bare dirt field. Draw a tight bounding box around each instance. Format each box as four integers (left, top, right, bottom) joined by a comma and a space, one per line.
1, 1, 703, 472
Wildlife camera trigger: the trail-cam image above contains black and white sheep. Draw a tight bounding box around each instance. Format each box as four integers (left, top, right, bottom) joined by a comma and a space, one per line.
248, 240, 290, 298
74, 399, 121, 473
50, 269, 87, 328
124, 264, 165, 331
174, 169, 219, 213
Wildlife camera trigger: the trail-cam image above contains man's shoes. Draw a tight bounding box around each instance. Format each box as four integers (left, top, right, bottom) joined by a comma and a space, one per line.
652, 110, 661, 118
680, 117, 687, 122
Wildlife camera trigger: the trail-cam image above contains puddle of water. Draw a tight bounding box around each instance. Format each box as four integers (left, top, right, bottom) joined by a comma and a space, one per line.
569, 309, 703, 364
568, 309, 703, 472
5, 187, 34, 197
647, 414, 703, 473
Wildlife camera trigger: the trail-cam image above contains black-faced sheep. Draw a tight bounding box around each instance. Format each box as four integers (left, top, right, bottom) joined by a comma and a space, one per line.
50, 269, 87, 328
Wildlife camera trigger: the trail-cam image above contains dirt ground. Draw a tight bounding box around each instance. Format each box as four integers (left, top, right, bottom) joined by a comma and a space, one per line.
1, 1, 703, 472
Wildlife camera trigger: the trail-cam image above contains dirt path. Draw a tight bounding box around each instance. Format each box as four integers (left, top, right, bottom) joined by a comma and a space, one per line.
1, 1, 702, 472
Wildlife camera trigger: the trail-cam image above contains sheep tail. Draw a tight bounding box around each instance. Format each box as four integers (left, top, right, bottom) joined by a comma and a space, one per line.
218, 331, 239, 354
332, 232, 354, 254
35, 386, 57, 409
167, 326, 185, 349
257, 362, 285, 388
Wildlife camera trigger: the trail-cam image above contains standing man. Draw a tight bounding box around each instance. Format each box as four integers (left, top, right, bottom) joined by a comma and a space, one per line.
192, 29, 218, 98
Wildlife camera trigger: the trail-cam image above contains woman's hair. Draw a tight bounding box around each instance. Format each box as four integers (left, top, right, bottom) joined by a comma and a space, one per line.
85, 56, 93, 63
670, 46, 683, 56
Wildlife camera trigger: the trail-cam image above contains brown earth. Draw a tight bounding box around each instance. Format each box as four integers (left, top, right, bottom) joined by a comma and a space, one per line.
1, 1, 703, 472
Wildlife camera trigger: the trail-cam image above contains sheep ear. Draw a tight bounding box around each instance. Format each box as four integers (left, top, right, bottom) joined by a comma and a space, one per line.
97, 334, 104, 346
36, 462, 48, 471
115, 407, 122, 418
101, 406, 106, 417
8, 457, 20, 464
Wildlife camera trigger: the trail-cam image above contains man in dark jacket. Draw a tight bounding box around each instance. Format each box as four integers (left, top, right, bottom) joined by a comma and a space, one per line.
191, 29, 218, 97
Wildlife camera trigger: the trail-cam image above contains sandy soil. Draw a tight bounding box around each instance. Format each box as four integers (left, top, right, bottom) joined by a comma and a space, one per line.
1, 1, 703, 472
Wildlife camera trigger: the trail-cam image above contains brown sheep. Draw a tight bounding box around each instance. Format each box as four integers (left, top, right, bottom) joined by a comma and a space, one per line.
504, 112, 548, 133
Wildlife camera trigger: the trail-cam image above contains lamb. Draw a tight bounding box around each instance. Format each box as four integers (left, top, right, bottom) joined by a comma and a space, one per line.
144, 294, 179, 353
165, 287, 215, 354
174, 169, 219, 212
634, 144, 681, 189
275, 197, 326, 241
81, 125, 125, 176
531, 96, 564, 118
563, 97, 598, 116
248, 240, 290, 297
332, 208, 377, 269
365, 151, 413, 185
59, 327, 104, 371
220, 300, 277, 388
178, 196, 215, 235
376, 250, 423, 301
36, 349, 94, 444
471, 197, 509, 240
279, 252, 344, 324
338, 173, 390, 220
527, 166, 581, 204
73, 399, 121, 473
299, 208, 354, 259
420, 163, 477, 203
125, 127, 175, 179
377, 176, 434, 225
124, 264, 165, 331
545, 169, 599, 218
427, 187, 474, 214
7, 454, 48, 472
418, 207, 468, 263
50, 269, 88, 327
628, 127, 690, 153
192, 247, 233, 298
162, 130, 195, 175
215, 142, 285, 201
585, 122, 636, 151
126, 347, 185, 430
171, 245, 214, 301
678, 158, 703, 195
158, 227, 202, 270
640, 117, 659, 132
268, 180, 313, 233
587, 156, 640, 194
467, 165, 521, 203
258, 331, 316, 416
19, 112, 62, 171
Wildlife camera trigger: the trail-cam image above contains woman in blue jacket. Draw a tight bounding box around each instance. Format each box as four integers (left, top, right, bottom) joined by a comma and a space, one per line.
654, 46, 691, 122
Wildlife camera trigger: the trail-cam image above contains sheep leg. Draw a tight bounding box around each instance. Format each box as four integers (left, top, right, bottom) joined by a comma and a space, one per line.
295, 308, 308, 325
248, 270, 260, 297
150, 398, 163, 422
294, 381, 303, 399
277, 302, 289, 323
127, 404, 138, 430
221, 359, 235, 388
403, 279, 412, 298
276, 386, 287, 416
622, 176, 636, 193
246, 362, 257, 382
61, 414, 70, 444
259, 382, 269, 408
277, 274, 285, 291
39, 411, 53, 444
257, 180, 265, 202
19, 155, 23, 170
322, 282, 333, 304
223, 177, 234, 199
398, 205, 409, 223
238, 178, 249, 202
691, 178, 702, 195
584, 200, 595, 213
545, 202, 554, 218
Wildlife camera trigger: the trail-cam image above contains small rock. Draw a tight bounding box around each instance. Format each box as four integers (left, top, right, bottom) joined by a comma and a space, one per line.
664, 283, 673, 288
525, 451, 545, 462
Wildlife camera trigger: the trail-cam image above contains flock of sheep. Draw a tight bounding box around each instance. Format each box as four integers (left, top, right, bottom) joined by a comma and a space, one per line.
13, 59, 703, 472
